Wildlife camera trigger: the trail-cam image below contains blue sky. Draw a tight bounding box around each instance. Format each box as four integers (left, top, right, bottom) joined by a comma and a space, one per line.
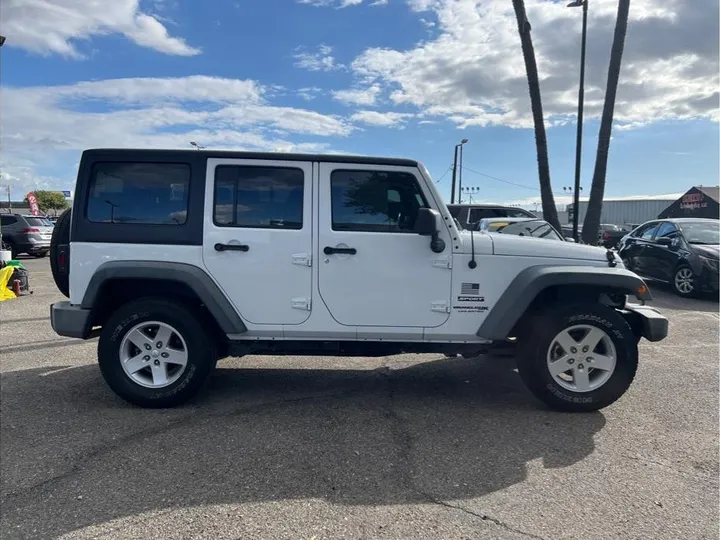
1, 0, 718, 208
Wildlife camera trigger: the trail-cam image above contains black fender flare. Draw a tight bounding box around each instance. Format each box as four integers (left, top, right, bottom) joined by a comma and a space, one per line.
81, 261, 247, 335
476, 265, 652, 340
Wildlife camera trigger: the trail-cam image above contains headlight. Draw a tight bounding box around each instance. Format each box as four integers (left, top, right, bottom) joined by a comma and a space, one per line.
700, 256, 719, 272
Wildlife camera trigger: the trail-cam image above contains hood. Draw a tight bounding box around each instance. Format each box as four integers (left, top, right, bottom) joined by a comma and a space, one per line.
692, 244, 719, 259
483, 232, 611, 261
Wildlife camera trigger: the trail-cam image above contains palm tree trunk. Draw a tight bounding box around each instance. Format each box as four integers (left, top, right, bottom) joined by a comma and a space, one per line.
582, 0, 630, 245
511, 0, 561, 233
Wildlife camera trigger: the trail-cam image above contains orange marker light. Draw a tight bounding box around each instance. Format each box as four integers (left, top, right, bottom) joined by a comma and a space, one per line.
637, 285, 647, 295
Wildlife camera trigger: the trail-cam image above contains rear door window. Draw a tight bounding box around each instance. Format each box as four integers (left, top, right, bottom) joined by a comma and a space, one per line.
213, 165, 304, 229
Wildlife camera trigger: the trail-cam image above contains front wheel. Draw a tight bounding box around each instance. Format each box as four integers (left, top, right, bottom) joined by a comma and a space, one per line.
672, 266, 696, 297
516, 303, 638, 412
98, 298, 217, 408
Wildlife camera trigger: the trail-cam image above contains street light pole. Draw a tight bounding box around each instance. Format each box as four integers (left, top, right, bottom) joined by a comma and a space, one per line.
450, 146, 459, 204
568, 0, 588, 243
458, 143, 465, 203
451, 139, 468, 203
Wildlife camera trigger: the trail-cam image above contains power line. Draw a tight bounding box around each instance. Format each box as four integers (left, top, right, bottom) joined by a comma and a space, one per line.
461, 165, 539, 191
461, 165, 569, 197
434, 165, 453, 184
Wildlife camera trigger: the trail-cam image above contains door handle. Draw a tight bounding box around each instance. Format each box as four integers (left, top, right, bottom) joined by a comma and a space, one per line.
324, 246, 357, 255
215, 242, 249, 252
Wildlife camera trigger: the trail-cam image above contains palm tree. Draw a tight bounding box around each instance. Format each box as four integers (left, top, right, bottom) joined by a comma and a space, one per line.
582, 0, 631, 245
511, 0, 561, 233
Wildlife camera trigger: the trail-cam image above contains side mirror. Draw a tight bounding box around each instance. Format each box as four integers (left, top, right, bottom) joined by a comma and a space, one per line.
415, 208, 439, 236
415, 208, 445, 253
656, 237, 672, 246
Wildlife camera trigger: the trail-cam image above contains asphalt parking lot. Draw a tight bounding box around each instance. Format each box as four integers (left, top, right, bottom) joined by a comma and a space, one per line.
1, 258, 718, 540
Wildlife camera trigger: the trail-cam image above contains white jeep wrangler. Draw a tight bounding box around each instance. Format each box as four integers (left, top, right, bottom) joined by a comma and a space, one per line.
49, 149, 668, 411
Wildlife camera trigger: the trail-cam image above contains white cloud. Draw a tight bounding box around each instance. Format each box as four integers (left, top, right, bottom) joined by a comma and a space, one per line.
298, 0, 388, 6
0, 0, 200, 57
349, 0, 718, 129
293, 45, 344, 71
351, 110, 414, 127
332, 84, 382, 106
0, 77, 352, 195
297, 87, 324, 101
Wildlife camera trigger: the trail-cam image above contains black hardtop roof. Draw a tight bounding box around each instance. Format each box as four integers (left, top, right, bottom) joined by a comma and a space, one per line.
81, 148, 419, 167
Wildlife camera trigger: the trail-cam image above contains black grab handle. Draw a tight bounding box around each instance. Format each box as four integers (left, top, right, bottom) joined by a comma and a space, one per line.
215, 243, 249, 252
324, 246, 357, 255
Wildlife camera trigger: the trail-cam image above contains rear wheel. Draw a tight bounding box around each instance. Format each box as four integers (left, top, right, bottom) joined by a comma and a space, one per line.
516, 302, 638, 412
50, 208, 71, 297
98, 298, 217, 408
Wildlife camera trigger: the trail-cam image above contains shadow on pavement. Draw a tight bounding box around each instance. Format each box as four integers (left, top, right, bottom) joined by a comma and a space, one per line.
646, 282, 719, 313
1, 356, 605, 539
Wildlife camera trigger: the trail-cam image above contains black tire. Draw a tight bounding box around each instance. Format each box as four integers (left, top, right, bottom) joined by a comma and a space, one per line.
3, 240, 17, 260
516, 302, 638, 413
50, 208, 71, 297
98, 298, 217, 408
671, 265, 696, 298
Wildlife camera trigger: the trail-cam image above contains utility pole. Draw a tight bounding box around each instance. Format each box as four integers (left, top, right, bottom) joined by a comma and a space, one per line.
568, 0, 588, 242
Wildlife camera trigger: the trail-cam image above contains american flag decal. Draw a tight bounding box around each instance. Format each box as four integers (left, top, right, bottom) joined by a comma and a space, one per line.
461, 282, 480, 295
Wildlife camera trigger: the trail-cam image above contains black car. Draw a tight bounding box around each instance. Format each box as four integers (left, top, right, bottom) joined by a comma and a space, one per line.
618, 218, 719, 297
447, 204, 536, 229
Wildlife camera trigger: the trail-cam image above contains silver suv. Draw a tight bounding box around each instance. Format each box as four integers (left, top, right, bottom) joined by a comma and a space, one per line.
0, 213, 54, 258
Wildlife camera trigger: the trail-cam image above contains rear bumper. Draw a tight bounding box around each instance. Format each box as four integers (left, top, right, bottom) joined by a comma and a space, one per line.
622, 304, 669, 342
50, 301, 92, 339
16, 242, 50, 254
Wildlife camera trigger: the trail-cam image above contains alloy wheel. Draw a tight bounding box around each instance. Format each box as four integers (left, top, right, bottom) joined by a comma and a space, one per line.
674, 267, 694, 295
119, 321, 188, 388
546, 324, 617, 393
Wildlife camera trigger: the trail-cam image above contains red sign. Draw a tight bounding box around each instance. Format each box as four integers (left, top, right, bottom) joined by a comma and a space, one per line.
680, 192, 707, 211
26, 192, 40, 216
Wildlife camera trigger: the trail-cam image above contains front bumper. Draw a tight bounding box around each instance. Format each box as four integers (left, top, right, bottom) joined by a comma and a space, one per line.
622, 304, 669, 342
50, 301, 92, 339
699, 267, 719, 293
